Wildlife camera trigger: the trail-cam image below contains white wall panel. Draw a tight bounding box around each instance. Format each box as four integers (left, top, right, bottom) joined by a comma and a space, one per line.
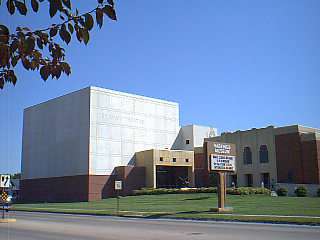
89, 87, 179, 175
21, 88, 90, 179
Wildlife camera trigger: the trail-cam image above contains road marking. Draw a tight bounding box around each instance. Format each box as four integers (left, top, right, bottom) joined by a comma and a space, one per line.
0, 218, 16, 223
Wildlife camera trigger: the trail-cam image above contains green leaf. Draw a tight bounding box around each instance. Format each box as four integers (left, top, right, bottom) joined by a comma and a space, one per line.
24, 37, 35, 54
15, 1, 27, 15
11, 55, 20, 67
49, 0, 58, 18
75, 25, 82, 42
10, 39, 19, 52
68, 23, 74, 34
103, 5, 117, 21
96, 8, 104, 28
0, 25, 9, 43
107, 0, 114, 6
82, 28, 90, 45
21, 57, 30, 70
85, 13, 94, 31
0, 44, 9, 67
0, 77, 4, 89
36, 38, 43, 49
62, 0, 71, 9
40, 65, 50, 81
7, 0, 15, 15
10, 71, 17, 85
61, 62, 71, 75
52, 65, 62, 79
59, 24, 71, 44
49, 27, 58, 37
31, 0, 39, 12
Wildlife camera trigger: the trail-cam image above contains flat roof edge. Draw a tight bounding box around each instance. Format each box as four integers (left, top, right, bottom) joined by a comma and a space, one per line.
24, 87, 91, 111
90, 86, 179, 106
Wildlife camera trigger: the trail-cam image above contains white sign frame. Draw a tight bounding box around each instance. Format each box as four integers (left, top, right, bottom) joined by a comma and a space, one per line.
210, 154, 236, 172
0, 175, 11, 188
115, 180, 122, 190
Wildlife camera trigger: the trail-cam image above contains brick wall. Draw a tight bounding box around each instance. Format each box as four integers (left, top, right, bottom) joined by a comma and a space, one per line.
21, 175, 90, 202
194, 143, 210, 187
275, 133, 320, 184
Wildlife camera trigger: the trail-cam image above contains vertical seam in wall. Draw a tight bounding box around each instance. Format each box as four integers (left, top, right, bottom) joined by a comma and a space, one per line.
21, 110, 26, 180
318, 141, 320, 184
298, 134, 304, 183
88, 87, 91, 196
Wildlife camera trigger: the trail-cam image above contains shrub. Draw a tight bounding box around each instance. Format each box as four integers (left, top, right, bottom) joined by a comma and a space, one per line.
133, 187, 270, 196
276, 187, 288, 196
295, 186, 307, 197
317, 188, 320, 197
132, 187, 217, 196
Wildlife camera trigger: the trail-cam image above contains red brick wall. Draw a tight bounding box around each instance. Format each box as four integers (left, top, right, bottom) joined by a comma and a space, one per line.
88, 166, 146, 201
21, 175, 90, 202
21, 166, 146, 202
301, 140, 320, 184
88, 175, 115, 201
275, 133, 320, 184
114, 166, 146, 196
194, 143, 210, 187
194, 152, 206, 169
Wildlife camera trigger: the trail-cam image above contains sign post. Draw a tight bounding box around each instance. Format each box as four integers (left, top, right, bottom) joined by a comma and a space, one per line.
1, 175, 11, 220
207, 142, 236, 213
1, 191, 7, 219
114, 180, 122, 216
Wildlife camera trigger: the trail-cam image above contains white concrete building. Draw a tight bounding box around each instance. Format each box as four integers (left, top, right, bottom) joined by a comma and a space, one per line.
21, 86, 216, 202
22, 87, 180, 180
172, 125, 217, 151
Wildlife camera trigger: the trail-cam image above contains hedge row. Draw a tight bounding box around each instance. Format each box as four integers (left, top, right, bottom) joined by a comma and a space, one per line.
132, 187, 217, 195
227, 187, 271, 195
132, 187, 271, 196
277, 186, 320, 197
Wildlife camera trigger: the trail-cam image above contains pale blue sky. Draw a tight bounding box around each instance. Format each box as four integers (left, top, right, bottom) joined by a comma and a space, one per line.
1, 0, 319, 173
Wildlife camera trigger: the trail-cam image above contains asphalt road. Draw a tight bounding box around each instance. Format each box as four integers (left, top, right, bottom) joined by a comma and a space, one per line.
0, 212, 320, 240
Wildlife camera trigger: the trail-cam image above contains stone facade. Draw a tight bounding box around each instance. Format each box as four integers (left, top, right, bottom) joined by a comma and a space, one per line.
203, 125, 320, 188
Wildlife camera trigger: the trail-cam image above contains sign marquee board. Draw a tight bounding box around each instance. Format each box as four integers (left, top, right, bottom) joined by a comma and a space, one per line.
0, 175, 10, 188
209, 142, 236, 172
115, 180, 122, 190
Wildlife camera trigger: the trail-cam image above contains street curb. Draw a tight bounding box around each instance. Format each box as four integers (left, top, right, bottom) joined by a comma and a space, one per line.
12, 209, 320, 226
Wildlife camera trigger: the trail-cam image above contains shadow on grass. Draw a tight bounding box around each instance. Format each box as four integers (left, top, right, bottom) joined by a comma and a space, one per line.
184, 197, 210, 201
145, 210, 212, 219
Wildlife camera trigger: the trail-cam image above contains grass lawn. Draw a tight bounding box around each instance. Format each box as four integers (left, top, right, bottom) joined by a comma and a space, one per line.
13, 193, 320, 225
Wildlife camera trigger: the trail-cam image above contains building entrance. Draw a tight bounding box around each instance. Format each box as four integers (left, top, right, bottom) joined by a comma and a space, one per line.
156, 166, 190, 188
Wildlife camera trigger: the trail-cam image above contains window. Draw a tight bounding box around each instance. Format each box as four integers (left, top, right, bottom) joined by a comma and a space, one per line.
245, 174, 253, 187
172, 158, 176, 162
287, 171, 293, 183
261, 173, 270, 188
243, 147, 252, 164
186, 139, 190, 145
230, 174, 237, 187
185, 158, 189, 163
160, 157, 163, 162
259, 145, 269, 163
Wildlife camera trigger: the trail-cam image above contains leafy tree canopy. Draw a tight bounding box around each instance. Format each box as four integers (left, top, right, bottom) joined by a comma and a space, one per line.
0, 0, 117, 89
